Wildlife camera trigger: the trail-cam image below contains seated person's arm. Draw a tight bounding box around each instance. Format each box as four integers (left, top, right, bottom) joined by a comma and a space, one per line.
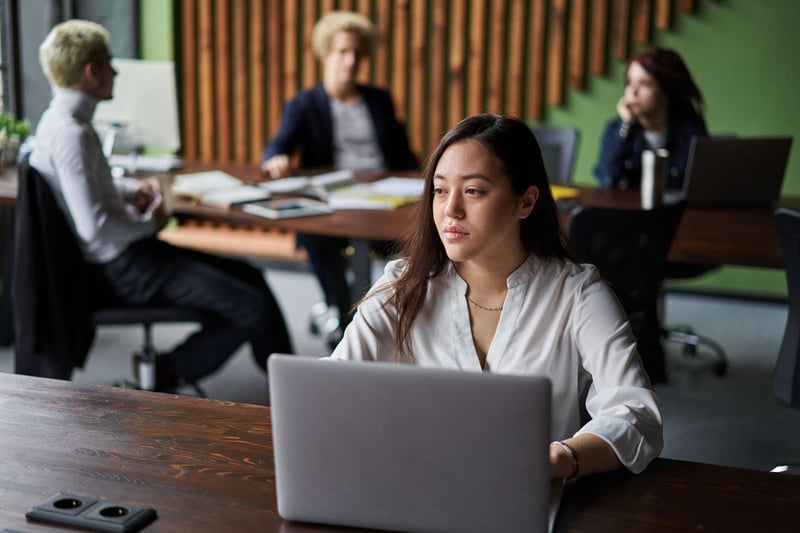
550, 433, 621, 479
261, 98, 305, 178
593, 116, 636, 189
261, 154, 292, 178
569, 269, 664, 476
54, 129, 158, 244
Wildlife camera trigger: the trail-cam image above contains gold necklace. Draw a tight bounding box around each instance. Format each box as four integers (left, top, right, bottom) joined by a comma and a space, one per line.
467, 296, 503, 312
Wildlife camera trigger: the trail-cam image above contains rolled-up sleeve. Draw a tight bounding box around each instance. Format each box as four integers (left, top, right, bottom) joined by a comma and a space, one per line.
571, 272, 663, 473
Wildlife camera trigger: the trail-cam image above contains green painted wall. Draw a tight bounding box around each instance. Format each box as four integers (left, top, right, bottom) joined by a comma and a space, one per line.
140, 0, 174, 61
139, 0, 799, 296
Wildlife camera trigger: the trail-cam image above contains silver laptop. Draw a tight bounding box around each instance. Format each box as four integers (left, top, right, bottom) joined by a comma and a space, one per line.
268, 355, 556, 533
674, 136, 792, 206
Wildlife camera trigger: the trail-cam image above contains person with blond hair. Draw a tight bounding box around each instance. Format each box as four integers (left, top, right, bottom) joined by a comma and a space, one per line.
27, 19, 292, 386
262, 11, 417, 347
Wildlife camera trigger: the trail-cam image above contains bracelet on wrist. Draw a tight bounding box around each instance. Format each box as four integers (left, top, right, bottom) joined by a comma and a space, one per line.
551, 440, 579, 480
618, 121, 631, 138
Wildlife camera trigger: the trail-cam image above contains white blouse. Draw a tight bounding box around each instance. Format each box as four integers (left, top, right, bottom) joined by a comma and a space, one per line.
331, 255, 663, 473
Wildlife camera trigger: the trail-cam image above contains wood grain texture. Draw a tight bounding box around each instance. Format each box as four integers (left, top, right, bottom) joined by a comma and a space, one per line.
448, 0, 467, 128
547, 0, 567, 106
612, 0, 631, 60
467, 0, 487, 116
655, 0, 672, 29
214, 0, 231, 161
633, 0, 652, 44
197, 0, 214, 161
179, 0, 197, 159
569, 0, 588, 90
507, 0, 527, 117
249, 0, 265, 162
590, 0, 609, 75
1, 373, 798, 532
527, 0, 547, 120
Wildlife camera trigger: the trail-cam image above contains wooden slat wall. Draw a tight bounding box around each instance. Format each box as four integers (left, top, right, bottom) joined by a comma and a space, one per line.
177, 0, 708, 164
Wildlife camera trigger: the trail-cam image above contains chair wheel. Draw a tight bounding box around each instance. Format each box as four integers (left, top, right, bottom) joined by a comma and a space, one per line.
712, 361, 727, 376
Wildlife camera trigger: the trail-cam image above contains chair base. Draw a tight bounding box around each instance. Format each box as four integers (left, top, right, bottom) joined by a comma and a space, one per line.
664, 325, 728, 377
770, 463, 800, 475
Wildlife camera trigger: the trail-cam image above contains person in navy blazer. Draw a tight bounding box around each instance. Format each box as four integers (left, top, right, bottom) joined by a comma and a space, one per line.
262, 11, 417, 348
262, 83, 417, 172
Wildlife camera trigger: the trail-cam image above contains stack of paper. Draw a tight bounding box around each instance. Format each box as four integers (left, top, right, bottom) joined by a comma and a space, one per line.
258, 169, 355, 199
241, 198, 333, 219
171, 170, 270, 208
327, 176, 425, 210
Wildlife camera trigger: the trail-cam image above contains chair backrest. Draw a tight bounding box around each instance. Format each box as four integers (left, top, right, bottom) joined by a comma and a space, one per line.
531, 126, 580, 185
567, 202, 685, 383
773, 208, 800, 408
13, 153, 97, 376
567, 202, 686, 307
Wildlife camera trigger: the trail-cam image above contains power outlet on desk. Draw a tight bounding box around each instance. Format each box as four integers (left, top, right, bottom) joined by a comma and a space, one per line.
26, 492, 157, 533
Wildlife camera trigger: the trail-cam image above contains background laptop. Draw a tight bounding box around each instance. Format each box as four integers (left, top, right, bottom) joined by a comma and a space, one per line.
268, 355, 555, 533
676, 136, 792, 206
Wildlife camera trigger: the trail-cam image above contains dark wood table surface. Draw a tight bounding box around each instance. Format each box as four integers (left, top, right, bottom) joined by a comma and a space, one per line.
1, 160, 795, 269
2, 372, 798, 532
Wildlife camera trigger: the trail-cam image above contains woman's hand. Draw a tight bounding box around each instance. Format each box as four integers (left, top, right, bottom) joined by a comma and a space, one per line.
260, 155, 292, 179
616, 97, 636, 124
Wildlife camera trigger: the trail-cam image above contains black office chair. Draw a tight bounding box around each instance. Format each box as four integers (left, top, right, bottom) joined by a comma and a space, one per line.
13, 153, 209, 394
531, 126, 581, 185
567, 202, 685, 384
773, 208, 800, 407
771, 208, 800, 474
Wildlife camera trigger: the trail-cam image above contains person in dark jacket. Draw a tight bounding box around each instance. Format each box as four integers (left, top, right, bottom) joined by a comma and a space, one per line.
594, 47, 707, 191
262, 11, 417, 347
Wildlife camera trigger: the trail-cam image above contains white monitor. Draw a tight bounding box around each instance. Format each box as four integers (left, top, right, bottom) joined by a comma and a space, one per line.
95, 58, 181, 153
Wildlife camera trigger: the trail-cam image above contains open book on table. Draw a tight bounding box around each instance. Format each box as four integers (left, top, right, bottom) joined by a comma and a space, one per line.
240, 198, 333, 219
327, 176, 425, 210
171, 170, 271, 209
258, 169, 355, 199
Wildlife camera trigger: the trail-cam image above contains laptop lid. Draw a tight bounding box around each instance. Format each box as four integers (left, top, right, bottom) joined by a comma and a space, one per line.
680, 136, 793, 206
268, 355, 554, 533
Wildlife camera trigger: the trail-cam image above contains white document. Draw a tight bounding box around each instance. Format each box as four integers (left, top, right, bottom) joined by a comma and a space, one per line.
259, 169, 355, 195
171, 171, 270, 208
327, 176, 424, 210
172, 171, 244, 196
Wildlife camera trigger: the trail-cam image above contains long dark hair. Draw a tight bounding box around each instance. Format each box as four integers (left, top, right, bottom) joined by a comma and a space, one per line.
628, 47, 706, 129
384, 113, 568, 360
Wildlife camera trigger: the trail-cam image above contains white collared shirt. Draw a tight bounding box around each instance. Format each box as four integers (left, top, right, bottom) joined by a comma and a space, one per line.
331, 255, 663, 473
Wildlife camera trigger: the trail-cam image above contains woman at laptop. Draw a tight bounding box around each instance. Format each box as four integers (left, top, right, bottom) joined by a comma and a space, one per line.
330, 114, 663, 480
594, 47, 707, 190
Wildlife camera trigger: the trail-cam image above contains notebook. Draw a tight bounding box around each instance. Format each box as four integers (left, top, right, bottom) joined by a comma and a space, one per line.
674, 136, 793, 206
268, 355, 558, 533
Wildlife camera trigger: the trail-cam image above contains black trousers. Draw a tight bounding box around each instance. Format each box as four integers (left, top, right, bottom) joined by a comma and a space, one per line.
101, 238, 293, 382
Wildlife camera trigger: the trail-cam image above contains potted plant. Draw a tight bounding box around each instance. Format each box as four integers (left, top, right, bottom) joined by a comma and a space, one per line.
0, 111, 31, 166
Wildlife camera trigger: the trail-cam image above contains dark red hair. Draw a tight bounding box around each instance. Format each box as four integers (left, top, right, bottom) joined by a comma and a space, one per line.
628, 47, 706, 128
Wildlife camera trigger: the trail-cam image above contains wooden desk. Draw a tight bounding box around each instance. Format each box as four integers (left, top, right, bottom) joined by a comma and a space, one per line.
170, 163, 799, 297
1, 373, 798, 532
